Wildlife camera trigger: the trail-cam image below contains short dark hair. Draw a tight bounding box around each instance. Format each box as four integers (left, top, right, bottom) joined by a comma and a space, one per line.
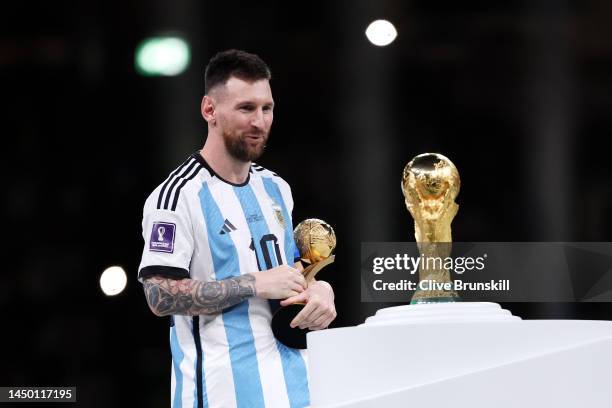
204, 49, 271, 94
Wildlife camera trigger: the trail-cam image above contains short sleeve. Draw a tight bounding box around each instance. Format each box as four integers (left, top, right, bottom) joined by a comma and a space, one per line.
138, 191, 194, 282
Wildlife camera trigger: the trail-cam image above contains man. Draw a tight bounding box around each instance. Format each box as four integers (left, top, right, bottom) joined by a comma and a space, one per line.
138, 49, 336, 408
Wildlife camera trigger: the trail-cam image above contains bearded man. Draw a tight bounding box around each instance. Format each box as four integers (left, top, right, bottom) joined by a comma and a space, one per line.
137, 49, 337, 408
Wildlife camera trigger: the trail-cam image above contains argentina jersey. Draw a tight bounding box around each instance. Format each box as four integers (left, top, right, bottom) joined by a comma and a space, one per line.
138, 151, 309, 408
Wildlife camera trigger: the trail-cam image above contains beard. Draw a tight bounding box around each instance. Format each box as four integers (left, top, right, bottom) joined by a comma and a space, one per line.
223, 129, 269, 162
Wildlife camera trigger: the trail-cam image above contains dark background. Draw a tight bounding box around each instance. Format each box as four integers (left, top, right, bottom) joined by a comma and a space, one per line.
3, 0, 612, 406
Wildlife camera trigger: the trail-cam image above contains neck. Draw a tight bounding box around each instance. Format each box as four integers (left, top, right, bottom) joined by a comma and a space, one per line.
201, 133, 251, 185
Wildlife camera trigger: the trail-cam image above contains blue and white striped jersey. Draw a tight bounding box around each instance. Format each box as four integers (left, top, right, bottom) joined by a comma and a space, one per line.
138, 151, 309, 408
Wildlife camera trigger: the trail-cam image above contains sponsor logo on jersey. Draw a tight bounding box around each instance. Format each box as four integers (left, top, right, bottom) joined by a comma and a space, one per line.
149, 222, 176, 253
219, 219, 237, 235
246, 214, 264, 224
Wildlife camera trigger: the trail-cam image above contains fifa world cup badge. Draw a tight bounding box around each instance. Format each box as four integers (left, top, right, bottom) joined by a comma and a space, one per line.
272, 203, 285, 229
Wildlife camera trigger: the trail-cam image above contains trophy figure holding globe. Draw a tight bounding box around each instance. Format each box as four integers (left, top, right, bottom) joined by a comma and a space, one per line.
402, 153, 462, 304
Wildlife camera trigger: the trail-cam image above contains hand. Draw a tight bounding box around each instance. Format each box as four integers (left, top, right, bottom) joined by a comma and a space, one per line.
250, 265, 307, 299
280, 280, 336, 330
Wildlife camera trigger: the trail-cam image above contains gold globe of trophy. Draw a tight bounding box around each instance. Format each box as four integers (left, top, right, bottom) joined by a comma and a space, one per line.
402, 153, 461, 304
271, 218, 336, 349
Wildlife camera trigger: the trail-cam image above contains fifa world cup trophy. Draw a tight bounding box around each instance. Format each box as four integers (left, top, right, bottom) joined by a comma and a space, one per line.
401, 153, 461, 304
272, 218, 336, 348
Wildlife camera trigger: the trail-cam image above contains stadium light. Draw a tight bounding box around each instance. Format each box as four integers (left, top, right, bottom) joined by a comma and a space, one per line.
135, 36, 191, 76
100, 266, 127, 296
365, 20, 398, 47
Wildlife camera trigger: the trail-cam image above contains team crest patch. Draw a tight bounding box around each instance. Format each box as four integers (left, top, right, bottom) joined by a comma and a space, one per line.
149, 222, 176, 253
272, 203, 285, 229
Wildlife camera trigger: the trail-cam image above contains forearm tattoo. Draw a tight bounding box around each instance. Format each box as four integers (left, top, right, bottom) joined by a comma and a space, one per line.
143, 274, 256, 316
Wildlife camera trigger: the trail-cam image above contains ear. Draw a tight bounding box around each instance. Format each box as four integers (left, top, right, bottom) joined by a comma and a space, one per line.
201, 95, 216, 125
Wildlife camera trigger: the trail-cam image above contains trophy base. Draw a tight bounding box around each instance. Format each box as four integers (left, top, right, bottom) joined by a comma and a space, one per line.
410, 288, 460, 304
410, 296, 461, 305
306, 303, 612, 407
271, 303, 309, 349
364, 301, 519, 325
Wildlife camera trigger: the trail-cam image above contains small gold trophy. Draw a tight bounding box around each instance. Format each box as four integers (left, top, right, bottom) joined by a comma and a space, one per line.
402, 153, 461, 304
272, 218, 336, 349
294, 219, 337, 282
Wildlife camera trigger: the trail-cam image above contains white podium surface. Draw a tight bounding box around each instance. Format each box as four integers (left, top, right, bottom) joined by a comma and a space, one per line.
307, 303, 612, 407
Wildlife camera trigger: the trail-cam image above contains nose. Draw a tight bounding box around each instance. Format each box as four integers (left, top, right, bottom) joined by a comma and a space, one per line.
250, 108, 265, 129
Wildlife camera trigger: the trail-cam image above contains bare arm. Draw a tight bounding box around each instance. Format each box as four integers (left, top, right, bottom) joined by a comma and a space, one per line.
143, 265, 307, 317
143, 274, 256, 317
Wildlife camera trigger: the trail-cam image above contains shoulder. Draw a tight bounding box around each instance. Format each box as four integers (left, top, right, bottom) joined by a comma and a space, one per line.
250, 162, 294, 212
145, 152, 212, 212
251, 162, 291, 191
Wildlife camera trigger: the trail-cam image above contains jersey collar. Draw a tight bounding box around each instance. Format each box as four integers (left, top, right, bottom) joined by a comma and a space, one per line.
192, 151, 252, 187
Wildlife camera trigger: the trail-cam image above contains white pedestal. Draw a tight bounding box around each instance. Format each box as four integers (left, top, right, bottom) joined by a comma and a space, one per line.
307, 303, 612, 407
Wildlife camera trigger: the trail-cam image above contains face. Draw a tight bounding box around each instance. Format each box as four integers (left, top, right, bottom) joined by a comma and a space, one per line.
210, 76, 274, 162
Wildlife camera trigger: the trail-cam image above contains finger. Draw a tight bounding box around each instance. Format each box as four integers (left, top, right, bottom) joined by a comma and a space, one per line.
309, 313, 329, 330
291, 281, 305, 293
310, 306, 336, 329
321, 317, 334, 329
297, 303, 329, 329
286, 266, 301, 278
324, 311, 338, 327
304, 308, 327, 328
292, 306, 314, 328
314, 307, 336, 328
281, 291, 307, 307
291, 302, 317, 328
285, 290, 300, 299
294, 273, 307, 290
316, 314, 335, 330
294, 295, 329, 328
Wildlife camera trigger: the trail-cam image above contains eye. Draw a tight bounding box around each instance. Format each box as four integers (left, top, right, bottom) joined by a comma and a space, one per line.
238, 104, 255, 112
263, 105, 274, 113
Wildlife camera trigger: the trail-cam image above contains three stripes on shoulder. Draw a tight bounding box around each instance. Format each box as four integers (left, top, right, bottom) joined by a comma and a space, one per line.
156, 158, 278, 213
252, 163, 278, 177
157, 157, 204, 211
